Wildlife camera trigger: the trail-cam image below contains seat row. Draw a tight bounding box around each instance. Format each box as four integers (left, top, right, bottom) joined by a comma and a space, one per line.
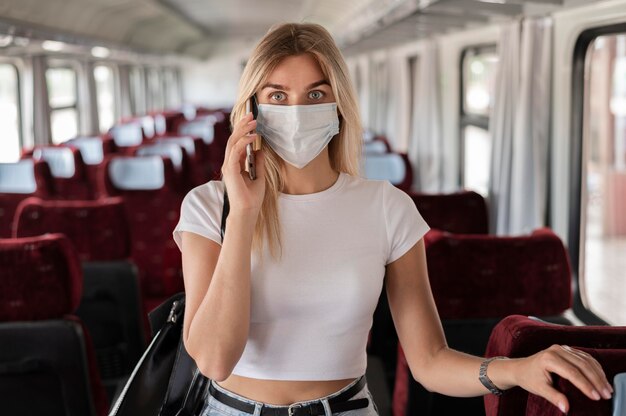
384, 227, 574, 415
364, 186, 626, 416
0, 234, 111, 415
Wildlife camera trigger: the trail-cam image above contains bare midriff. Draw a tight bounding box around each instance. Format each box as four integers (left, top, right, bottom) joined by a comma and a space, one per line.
216, 374, 358, 405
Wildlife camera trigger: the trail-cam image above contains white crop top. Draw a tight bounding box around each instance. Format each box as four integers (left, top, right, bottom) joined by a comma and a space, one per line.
172, 172, 430, 380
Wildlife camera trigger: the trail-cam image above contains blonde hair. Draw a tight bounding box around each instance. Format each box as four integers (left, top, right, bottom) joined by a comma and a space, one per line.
228, 22, 362, 261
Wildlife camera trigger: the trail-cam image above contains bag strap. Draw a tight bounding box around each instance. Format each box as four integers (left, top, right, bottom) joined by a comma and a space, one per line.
148, 292, 186, 338
220, 185, 229, 243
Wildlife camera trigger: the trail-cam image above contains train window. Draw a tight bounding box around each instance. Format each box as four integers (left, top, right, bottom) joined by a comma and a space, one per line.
94, 65, 116, 133
460, 46, 498, 196
163, 68, 180, 108
130, 66, 146, 115
46, 66, 79, 144
0, 63, 21, 163
146, 67, 163, 111
580, 33, 626, 325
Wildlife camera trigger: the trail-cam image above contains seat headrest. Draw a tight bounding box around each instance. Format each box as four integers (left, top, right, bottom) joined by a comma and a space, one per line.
485, 315, 626, 416
363, 153, 406, 185
409, 190, 489, 234
154, 136, 196, 157
363, 129, 375, 142
33, 147, 76, 178
0, 233, 82, 321
364, 141, 388, 154
110, 123, 143, 147
138, 115, 155, 138
179, 119, 214, 144
0, 160, 37, 193
426, 229, 572, 319
108, 155, 168, 190
180, 104, 197, 120
65, 136, 104, 165
14, 196, 131, 261
153, 114, 166, 135
136, 143, 184, 172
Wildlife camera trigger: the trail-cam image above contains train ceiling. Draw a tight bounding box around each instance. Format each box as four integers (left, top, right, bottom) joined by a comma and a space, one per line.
0, 0, 600, 60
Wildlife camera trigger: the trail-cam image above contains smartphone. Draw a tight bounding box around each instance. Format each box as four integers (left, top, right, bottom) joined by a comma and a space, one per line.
244, 95, 260, 180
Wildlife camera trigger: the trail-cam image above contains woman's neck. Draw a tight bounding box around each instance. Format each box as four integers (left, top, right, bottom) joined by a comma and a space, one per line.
280, 152, 339, 195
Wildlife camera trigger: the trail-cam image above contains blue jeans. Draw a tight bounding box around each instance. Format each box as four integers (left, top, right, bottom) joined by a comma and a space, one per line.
200, 375, 380, 416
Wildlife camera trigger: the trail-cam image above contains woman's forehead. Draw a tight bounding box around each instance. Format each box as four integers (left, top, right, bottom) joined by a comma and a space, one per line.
265, 54, 327, 89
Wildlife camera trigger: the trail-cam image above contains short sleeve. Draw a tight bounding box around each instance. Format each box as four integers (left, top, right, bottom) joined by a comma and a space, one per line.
172, 181, 224, 251
383, 181, 430, 265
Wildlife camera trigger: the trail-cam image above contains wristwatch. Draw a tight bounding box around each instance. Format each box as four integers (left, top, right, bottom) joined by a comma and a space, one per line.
479, 356, 506, 396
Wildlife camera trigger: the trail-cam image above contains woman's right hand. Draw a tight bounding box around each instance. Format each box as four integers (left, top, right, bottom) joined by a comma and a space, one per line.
221, 112, 266, 216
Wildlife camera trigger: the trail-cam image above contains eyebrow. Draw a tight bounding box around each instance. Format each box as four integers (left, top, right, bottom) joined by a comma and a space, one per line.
261, 79, 330, 91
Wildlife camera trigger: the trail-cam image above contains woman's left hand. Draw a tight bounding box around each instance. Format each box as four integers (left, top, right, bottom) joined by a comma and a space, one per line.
511, 344, 613, 413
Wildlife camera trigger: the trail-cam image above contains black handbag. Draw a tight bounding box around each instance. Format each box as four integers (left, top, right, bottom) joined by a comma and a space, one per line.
109, 188, 230, 416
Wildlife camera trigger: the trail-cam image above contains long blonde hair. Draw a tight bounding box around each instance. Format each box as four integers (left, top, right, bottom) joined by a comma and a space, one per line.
228, 22, 362, 261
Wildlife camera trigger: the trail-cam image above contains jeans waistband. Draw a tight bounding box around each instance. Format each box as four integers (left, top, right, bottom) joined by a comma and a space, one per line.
207, 375, 369, 415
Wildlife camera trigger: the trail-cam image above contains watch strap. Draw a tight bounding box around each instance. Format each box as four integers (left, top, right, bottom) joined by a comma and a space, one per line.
479, 356, 506, 396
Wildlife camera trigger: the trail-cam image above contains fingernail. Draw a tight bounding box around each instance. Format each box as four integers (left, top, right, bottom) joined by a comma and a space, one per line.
602, 388, 612, 399
591, 390, 600, 400
607, 383, 614, 393
559, 402, 567, 413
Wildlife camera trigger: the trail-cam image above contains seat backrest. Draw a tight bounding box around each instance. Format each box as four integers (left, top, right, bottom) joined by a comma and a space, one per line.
63, 136, 115, 199
101, 155, 184, 298
485, 315, 626, 416
109, 122, 144, 147
14, 197, 131, 262
0, 160, 54, 237
0, 234, 108, 415
0, 234, 82, 321
30, 146, 94, 200
425, 228, 572, 320
409, 190, 489, 234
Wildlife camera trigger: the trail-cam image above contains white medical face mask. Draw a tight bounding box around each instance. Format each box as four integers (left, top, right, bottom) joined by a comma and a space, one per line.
255, 102, 340, 169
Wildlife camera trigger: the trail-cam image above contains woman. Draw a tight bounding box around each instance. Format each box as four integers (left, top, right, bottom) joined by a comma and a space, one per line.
172, 23, 612, 416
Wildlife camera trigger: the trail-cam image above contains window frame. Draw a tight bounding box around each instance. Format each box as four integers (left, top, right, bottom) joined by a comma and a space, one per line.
570, 23, 626, 325
0, 60, 23, 161
459, 44, 497, 189
145, 66, 163, 112
46, 61, 81, 143
93, 63, 119, 133
130, 65, 146, 115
